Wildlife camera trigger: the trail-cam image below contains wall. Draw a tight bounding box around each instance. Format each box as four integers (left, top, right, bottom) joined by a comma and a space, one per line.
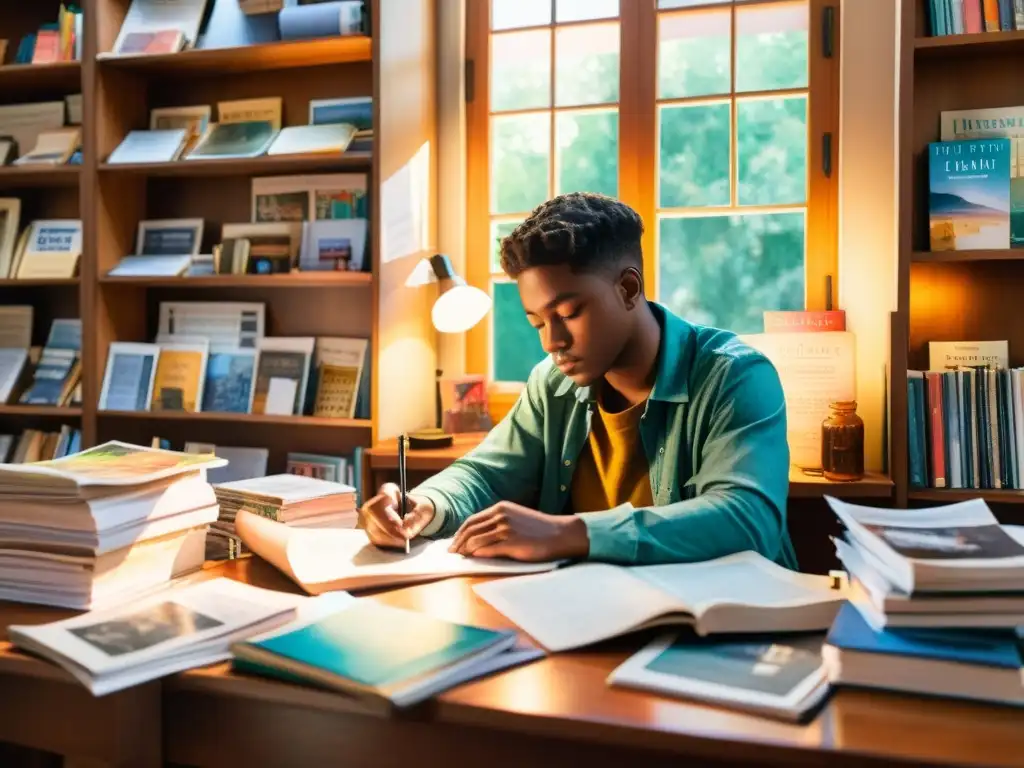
838, 0, 901, 472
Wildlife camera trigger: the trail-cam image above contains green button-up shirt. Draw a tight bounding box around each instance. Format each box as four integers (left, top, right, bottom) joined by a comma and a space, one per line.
414, 302, 797, 568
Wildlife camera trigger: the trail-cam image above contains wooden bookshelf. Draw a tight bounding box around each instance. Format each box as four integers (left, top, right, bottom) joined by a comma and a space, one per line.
788, 470, 894, 499
908, 488, 1024, 504
0, 0, 439, 475
894, 0, 1024, 506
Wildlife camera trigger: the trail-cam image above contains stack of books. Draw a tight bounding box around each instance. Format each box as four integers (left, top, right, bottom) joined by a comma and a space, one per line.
0, 440, 223, 609
823, 498, 1024, 707
209, 474, 359, 561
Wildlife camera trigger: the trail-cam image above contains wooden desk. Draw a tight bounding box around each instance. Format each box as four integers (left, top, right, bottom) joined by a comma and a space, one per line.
0, 603, 161, 768
158, 557, 1022, 768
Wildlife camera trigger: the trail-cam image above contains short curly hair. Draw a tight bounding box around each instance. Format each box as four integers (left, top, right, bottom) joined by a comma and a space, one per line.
499, 193, 644, 279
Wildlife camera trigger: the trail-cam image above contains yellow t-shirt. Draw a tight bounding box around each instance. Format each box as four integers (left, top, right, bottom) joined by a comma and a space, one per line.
570, 398, 654, 514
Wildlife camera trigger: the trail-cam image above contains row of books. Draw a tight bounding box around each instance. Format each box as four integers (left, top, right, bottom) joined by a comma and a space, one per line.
0, 425, 81, 464
10, 4, 83, 64
0, 216, 83, 281
925, 0, 1024, 35
0, 314, 81, 408
0, 98, 83, 172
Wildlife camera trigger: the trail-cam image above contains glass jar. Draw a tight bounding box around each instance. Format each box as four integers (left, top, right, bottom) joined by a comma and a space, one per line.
821, 401, 864, 482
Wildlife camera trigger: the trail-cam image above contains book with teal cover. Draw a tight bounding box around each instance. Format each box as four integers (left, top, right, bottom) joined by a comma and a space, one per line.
232, 601, 520, 706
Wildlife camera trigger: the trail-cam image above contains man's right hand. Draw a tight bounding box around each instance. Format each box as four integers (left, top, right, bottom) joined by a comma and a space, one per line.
360, 483, 436, 549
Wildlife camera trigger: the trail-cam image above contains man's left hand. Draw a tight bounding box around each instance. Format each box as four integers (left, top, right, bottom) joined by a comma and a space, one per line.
449, 502, 590, 562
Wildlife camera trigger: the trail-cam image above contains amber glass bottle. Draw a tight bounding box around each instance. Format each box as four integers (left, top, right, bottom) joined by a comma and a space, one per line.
821, 401, 864, 482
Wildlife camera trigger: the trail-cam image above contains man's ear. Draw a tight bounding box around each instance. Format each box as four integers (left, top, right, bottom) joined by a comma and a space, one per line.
618, 267, 644, 310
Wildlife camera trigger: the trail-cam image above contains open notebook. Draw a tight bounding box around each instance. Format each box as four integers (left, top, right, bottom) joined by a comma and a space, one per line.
235, 510, 561, 594
474, 552, 846, 652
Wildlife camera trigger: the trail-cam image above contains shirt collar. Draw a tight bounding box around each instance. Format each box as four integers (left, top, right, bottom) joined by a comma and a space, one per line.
552, 302, 692, 404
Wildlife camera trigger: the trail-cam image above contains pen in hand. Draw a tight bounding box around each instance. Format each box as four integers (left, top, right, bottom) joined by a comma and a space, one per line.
398, 433, 409, 554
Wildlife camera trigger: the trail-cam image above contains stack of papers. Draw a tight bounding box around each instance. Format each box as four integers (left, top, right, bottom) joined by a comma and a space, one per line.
9, 578, 305, 696
235, 509, 562, 593
0, 441, 223, 609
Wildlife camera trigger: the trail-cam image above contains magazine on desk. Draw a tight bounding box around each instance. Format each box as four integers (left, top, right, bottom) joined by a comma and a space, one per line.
235, 509, 562, 594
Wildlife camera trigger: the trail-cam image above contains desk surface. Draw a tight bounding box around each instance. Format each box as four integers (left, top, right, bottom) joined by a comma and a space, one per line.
0, 558, 1021, 767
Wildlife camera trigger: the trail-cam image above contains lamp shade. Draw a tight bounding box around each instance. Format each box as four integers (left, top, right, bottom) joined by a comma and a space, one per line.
428, 254, 492, 333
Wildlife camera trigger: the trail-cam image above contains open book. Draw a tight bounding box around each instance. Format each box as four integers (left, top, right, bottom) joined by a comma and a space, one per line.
0, 441, 226, 498
235, 510, 561, 594
473, 552, 845, 652
826, 497, 1024, 594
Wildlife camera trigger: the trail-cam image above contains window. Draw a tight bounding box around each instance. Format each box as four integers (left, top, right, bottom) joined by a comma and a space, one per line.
467, 0, 839, 387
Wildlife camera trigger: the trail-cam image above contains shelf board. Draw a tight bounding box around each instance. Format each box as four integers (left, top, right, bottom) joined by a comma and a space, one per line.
915, 30, 1024, 57
912, 249, 1024, 263
788, 470, 893, 499
100, 272, 372, 288
0, 61, 81, 90
98, 153, 372, 178
909, 488, 1024, 504
0, 405, 82, 418
99, 411, 371, 429
0, 278, 79, 287
0, 165, 80, 188
97, 36, 372, 75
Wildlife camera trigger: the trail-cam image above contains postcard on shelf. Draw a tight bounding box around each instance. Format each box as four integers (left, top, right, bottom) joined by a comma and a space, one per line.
928, 340, 1008, 371
151, 341, 208, 413
251, 337, 315, 416
218, 98, 283, 131
739, 331, 856, 470
116, 29, 186, 56
187, 121, 277, 161
107, 129, 188, 165
0, 197, 21, 278
928, 139, 1011, 252
99, 342, 160, 412
200, 346, 257, 414
267, 124, 357, 157
137, 219, 204, 256
17, 220, 83, 280
312, 364, 359, 419
14, 128, 80, 166
110, 0, 209, 54
221, 222, 302, 274
150, 106, 211, 156
300, 219, 368, 272
251, 174, 369, 223
158, 301, 265, 349
940, 106, 1024, 249
309, 97, 373, 132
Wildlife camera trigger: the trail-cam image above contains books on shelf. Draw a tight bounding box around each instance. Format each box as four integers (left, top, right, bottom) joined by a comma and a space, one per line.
472, 552, 845, 653
928, 139, 1011, 252
20, 318, 82, 407
110, 0, 210, 55
0, 102, 68, 165
14, 127, 81, 166
923, 0, 1024, 36
235, 509, 561, 594
251, 337, 314, 416
232, 598, 540, 710
1, 425, 82, 464
9, 578, 304, 696
14, 6, 82, 64
188, 120, 278, 160
99, 342, 160, 412
608, 632, 829, 723
268, 124, 357, 157
107, 129, 189, 164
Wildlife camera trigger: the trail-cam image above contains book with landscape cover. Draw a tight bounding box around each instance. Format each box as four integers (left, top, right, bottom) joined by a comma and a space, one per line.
929, 139, 1011, 251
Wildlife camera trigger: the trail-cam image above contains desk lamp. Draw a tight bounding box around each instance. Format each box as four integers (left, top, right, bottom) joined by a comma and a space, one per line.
407, 254, 491, 449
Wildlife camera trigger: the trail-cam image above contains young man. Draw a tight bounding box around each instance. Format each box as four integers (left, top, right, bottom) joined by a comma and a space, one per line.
361, 193, 796, 568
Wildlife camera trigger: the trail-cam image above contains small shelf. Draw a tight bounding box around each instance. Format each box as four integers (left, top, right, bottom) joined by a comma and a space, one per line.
98, 410, 371, 430
98, 153, 372, 178
915, 30, 1024, 57
96, 36, 372, 75
0, 406, 82, 418
0, 278, 79, 287
912, 250, 1024, 263
788, 470, 893, 499
0, 166, 80, 188
909, 488, 1024, 504
100, 272, 372, 288
0, 61, 81, 90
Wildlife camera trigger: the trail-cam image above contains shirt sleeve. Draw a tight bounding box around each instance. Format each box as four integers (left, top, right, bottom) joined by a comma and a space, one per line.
579, 353, 793, 566
413, 366, 548, 539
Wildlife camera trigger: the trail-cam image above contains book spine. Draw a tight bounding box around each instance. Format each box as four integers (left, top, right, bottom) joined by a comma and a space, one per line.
1000, 0, 1015, 28
964, 0, 985, 31
1016, 0, 1024, 29
908, 376, 926, 488
988, 369, 1002, 489
952, 0, 966, 31
942, 373, 962, 488
983, 0, 1002, 29
926, 372, 947, 488
1004, 369, 1018, 488
969, 369, 980, 487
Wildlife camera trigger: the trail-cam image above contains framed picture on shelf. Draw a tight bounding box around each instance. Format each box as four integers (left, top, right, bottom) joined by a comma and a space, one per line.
136, 219, 205, 256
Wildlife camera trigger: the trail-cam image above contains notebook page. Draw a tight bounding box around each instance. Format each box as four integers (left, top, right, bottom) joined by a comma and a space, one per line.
235, 510, 559, 593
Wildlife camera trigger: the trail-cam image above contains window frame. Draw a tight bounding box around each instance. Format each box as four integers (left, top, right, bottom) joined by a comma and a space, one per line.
466, 0, 840, 400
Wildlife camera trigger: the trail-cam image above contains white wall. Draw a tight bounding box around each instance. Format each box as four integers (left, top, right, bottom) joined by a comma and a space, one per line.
838, 0, 901, 472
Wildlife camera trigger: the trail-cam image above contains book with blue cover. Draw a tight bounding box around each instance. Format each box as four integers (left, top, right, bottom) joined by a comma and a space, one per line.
928, 138, 1011, 251
822, 603, 1024, 706
231, 600, 540, 708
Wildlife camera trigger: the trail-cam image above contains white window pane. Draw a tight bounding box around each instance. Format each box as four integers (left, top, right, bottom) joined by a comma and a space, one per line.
493, 0, 551, 30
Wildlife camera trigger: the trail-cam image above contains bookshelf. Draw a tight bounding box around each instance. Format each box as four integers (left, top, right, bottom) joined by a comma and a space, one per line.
894, 0, 1024, 505
0, 0, 439, 473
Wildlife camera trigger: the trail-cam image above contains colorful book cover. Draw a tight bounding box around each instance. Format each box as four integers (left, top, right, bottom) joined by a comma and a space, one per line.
201, 350, 255, 413
928, 139, 1011, 251
941, 107, 1024, 248
440, 375, 493, 434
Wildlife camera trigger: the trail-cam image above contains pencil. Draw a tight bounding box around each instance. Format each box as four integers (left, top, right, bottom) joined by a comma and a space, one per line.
398, 433, 409, 554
